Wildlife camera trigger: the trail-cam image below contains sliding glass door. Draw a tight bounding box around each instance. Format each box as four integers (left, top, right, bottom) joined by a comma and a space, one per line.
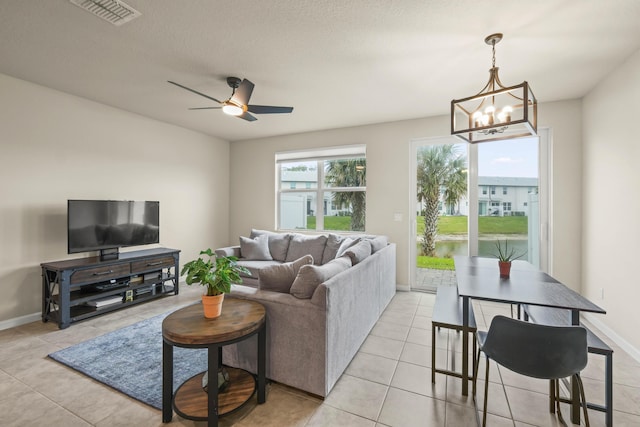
411, 132, 548, 292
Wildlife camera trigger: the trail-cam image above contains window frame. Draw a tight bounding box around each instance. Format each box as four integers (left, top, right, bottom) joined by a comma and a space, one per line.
276, 146, 366, 232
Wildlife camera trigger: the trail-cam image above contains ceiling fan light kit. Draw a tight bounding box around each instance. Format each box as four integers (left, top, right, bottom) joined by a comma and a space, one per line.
451, 33, 537, 143
222, 103, 243, 116
168, 76, 293, 122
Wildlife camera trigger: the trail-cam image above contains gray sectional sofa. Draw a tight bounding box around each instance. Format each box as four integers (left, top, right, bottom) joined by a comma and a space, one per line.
214, 229, 396, 397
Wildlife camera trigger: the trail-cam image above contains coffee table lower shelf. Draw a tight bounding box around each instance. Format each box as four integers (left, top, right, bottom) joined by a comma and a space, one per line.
173, 367, 256, 421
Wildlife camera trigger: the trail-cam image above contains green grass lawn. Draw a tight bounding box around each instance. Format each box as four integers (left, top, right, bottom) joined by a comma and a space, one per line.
417, 215, 527, 235
306, 215, 526, 234
417, 256, 455, 270
306, 216, 352, 231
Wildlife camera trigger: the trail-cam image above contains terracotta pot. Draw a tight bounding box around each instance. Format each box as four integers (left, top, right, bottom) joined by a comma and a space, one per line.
201, 293, 224, 318
498, 261, 512, 278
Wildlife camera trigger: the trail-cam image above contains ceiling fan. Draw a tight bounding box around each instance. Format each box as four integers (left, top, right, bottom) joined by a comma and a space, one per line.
168, 77, 293, 122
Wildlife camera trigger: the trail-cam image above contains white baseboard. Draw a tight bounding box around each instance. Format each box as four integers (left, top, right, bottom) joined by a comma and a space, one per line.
396, 284, 411, 292
0, 312, 41, 331
583, 313, 640, 364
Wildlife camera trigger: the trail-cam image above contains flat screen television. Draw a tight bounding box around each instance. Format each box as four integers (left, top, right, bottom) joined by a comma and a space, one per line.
68, 200, 159, 257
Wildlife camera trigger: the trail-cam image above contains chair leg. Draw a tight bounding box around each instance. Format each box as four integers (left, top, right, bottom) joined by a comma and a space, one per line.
472, 332, 477, 391
555, 379, 567, 427
575, 373, 590, 427
473, 347, 481, 396
549, 379, 555, 413
482, 357, 490, 427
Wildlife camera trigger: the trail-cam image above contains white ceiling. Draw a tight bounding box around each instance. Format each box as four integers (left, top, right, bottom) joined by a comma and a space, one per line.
1, 0, 640, 142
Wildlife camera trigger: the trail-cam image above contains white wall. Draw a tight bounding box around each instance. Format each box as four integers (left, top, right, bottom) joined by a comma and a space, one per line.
228, 99, 584, 290
582, 48, 640, 354
0, 73, 230, 325
541, 100, 583, 288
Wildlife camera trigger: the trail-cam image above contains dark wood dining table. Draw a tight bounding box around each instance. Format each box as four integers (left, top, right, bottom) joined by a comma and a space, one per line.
454, 256, 606, 424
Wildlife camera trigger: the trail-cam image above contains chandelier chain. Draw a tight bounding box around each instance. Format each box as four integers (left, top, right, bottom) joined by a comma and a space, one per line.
492, 41, 496, 68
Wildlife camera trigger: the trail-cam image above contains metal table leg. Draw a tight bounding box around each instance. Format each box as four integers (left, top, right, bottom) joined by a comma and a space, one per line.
258, 322, 266, 403
162, 340, 173, 423
208, 345, 219, 427
570, 310, 580, 425
462, 296, 470, 396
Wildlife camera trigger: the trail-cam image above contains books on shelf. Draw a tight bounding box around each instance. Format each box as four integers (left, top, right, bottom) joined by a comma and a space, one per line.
85, 295, 123, 308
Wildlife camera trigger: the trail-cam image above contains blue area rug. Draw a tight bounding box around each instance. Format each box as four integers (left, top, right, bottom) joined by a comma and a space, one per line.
48, 306, 208, 410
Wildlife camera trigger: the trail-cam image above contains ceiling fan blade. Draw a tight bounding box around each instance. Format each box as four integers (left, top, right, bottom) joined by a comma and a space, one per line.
167, 81, 222, 104
231, 79, 255, 106
247, 105, 294, 114
188, 107, 222, 110
238, 111, 257, 122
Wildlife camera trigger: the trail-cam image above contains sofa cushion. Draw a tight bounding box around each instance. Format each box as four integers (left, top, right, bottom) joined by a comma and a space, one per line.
368, 235, 389, 253
258, 255, 313, 293
290, 256, 352, 299
236, 259, 282, 281
344, 240, 372, 265
250, 229, 291, 262
286, 234, 328, 265
335, 236, 360, 258
240, 234, 273, 260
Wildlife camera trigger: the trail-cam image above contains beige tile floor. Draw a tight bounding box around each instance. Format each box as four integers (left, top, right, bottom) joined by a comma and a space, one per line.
1, 287, 639, 426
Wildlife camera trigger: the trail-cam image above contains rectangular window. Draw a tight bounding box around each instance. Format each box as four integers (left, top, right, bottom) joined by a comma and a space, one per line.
503, 202, 512, 211
503, 186, 508, 195
276, 146, 366, 231
482, 186, 487, 195
490, 186, 496, 195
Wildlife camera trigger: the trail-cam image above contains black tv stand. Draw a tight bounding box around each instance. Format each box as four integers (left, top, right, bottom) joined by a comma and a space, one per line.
99, 247, 120, 261
41, 247, 180, 329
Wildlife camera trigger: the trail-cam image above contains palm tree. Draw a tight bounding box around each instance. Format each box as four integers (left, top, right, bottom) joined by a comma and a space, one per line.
417, 145, 467, 256
324, 159, 366, 231
443, 156, 467, 215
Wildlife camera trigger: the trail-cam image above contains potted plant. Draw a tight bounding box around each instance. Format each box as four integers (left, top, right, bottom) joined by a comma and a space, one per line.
493, 240, 526, 278
180, 248, 250, 318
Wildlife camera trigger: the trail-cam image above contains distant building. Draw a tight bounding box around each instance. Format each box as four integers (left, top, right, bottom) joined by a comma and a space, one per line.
441, 176, 538, 217
280, 170, 350, 218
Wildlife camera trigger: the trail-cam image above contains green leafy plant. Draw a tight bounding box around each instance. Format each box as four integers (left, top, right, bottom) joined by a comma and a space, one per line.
180, 249, 250, 296
493, 240, 526, 262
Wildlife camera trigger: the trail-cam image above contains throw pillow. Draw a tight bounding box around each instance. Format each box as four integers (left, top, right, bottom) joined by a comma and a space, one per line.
250, 229, 291, 261
239, 234, 272, 260
285, 234, 328, 265
335, 237, 359, 258
290, 256, 352, 299
258, 255, 313, 293
321, 233, 342, 264
368, 235, 388, 253
344, 240, 372, 265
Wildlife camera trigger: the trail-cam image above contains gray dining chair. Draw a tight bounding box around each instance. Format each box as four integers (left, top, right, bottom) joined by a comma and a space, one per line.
474, 315, 590, 427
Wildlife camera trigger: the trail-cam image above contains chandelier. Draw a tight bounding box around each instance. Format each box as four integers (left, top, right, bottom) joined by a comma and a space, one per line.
451, 33, 537, 143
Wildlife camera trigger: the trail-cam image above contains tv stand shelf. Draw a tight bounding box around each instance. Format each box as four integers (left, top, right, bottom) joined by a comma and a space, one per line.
41, 248, 180, 329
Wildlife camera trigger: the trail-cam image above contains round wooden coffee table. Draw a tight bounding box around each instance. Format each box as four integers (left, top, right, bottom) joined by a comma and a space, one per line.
161, 298, 266, 427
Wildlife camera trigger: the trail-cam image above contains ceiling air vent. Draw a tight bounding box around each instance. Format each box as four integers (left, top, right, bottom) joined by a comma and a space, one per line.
69, 0, 141, 26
